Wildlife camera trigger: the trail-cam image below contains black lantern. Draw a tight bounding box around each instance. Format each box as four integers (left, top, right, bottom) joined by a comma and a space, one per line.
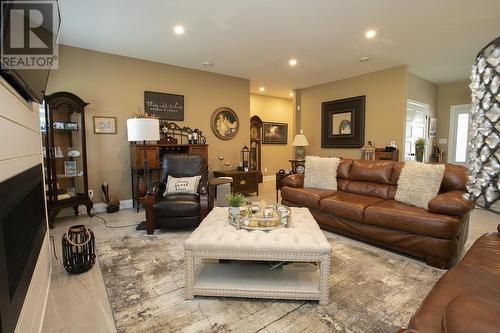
241, 145, 250, 170
62, 225, 96, 274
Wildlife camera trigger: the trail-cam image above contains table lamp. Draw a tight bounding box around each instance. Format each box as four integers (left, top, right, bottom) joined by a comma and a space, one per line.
292, 129, 309, 160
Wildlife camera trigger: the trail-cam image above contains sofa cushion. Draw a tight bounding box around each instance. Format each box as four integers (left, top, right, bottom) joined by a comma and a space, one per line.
304, 156, 340, 190
364, 200, 463, 239
349, 160, 394, 184
154, 194, 200, 217
345, 181, 390, 199
281, 187, 337, 209
319, 191, 384, 223
395, 161, 445, 209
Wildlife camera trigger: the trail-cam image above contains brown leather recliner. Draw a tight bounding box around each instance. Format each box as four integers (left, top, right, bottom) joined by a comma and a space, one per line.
281, 159, 475, 268
144, 154, 210, 234
397, 225, 500, 333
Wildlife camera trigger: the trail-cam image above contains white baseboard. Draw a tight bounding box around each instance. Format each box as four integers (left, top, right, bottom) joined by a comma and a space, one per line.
78, 199, 134, 214
263, 175, 275, 182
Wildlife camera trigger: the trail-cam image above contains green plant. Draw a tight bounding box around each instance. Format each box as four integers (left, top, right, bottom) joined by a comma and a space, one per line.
226, 193, 246, 207
415, 138, 426, 149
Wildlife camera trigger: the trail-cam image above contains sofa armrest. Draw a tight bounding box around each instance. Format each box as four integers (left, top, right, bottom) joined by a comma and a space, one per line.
428, 191, 474, 216
282, 174, 304, 188
442, 296, 500, 333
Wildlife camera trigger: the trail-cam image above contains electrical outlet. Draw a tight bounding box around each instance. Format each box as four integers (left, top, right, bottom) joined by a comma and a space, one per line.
264, 168, 268, 174
88, 189, 94, 198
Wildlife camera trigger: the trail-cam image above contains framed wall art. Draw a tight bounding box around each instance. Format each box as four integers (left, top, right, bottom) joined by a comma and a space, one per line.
262, 122, 288, 144
93, 116, 117, 134
321, 95, 365, 148
210, 107, 239, 140
428, 117, 437, 137
144, 91, 184, 120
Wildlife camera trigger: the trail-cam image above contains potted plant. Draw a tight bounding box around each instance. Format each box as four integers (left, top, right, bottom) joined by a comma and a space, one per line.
415, 138, 426, 162
226, 193, 246, 215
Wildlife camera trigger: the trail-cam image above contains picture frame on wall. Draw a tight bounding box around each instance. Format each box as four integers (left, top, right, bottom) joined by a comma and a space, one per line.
321, 95, 365, 148
144, 91, 184, 121
93, 116, 117, 134
429, 117, 437, 137
210, 107, 239, 140
262, 122, 288, 144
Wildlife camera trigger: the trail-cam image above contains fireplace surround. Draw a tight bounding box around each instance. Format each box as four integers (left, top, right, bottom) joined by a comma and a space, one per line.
0, 164, 47, 333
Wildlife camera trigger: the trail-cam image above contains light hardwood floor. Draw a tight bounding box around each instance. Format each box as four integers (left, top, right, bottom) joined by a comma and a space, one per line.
42, 180, 498, 333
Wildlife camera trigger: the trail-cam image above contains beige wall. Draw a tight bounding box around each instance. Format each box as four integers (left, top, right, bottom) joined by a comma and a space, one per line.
436, 80, 470, 152
298, 66, 407, 160
407, 72, 438, 117
250, 94, 294, 176
47, 45, 250, 203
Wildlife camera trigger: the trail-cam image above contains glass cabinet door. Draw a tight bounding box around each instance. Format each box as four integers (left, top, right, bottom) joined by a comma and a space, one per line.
49, 103, 85, 202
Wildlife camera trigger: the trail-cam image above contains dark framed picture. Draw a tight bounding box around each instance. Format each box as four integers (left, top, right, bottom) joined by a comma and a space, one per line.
322, 95, 365, 148
428, 117, 437, 137
263, 122, 288, 144
53, 121, 64, 129
93, 116, 117, 134
210, 107, 239, 140
64, 122, 78, 131
144, 91, 184, 120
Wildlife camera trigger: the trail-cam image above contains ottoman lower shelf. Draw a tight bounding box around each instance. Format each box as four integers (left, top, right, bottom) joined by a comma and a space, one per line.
192, 262, 321, 301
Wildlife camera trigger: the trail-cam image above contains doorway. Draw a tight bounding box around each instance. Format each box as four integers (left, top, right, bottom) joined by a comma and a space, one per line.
448, 104, 472, 164
404, 100, 429, 161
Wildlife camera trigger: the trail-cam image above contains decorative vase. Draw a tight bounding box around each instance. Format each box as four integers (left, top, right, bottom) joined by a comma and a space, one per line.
62, 225, 96, 274
415, 146, 424, 162
230, 207, 240, 216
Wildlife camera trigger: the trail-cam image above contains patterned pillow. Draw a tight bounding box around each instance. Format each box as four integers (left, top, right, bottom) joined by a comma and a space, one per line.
303, 156, 340, 190
164, 175, 201, 196
395, 161, 445, 209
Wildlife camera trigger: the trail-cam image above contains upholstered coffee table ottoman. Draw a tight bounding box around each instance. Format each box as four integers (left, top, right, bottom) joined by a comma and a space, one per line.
184, 207, 332, 304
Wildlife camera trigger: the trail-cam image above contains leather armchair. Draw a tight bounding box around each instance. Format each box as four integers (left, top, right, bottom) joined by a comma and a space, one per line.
144, 154, 210, 234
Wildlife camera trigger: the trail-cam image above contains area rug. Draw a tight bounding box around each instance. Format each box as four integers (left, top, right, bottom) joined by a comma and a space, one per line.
97, 230, 444, 333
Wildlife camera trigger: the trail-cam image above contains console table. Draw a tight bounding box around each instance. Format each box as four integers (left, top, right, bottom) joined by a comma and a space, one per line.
130, 143, 208, 210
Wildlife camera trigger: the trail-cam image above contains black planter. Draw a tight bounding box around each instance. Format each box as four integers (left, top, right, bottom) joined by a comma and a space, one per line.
62, 225, 96, 274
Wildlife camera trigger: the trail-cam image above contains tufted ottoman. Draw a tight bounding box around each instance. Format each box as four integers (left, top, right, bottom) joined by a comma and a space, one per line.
184, 207, 332, 304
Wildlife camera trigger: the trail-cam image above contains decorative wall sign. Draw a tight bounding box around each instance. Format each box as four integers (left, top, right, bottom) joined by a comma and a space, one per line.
210, 107, 239, 140
144, 91, 184, 120
322, 95, 365, 148
93, 116, 117, 134
263, 122, 288, 144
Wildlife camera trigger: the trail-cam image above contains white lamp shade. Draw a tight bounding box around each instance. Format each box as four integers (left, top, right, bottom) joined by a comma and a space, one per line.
127, 118, 160, 141
292, 134, 309, 147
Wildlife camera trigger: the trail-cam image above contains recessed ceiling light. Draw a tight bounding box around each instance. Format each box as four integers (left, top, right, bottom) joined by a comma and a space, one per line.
358, 57, 371, 63
289, 59, 297, 66
259, 87, 265, 92
365, 30, 376, 38
290, 92, 294, 97
202, 62, 214, 67
174, 25, 185, 34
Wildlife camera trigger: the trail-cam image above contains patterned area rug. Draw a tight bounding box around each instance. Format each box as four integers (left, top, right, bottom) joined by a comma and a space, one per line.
97, 229, 444, 333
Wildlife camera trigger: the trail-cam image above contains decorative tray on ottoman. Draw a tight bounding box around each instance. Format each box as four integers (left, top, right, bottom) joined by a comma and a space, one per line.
228, 203, 291, 231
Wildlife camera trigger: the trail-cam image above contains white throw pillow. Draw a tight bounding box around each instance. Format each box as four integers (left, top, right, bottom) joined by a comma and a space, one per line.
164, 175, 201, 196
303, 156, 340, 190
395, 161, 445, 209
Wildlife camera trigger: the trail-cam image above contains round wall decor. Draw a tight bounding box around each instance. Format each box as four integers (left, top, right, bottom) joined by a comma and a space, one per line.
210, 107, 239, 140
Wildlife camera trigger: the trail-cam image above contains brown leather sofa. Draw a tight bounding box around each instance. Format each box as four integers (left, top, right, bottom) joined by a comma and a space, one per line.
281, 159, 475, 268
398, 225, 500, 333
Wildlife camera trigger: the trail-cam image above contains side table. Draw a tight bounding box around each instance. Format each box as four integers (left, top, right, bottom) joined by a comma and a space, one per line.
276, 170, 294, 202
213, 170, 259, 195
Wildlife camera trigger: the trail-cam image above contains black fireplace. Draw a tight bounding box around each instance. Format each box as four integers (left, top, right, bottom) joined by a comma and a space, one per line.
0, 164, 47, 333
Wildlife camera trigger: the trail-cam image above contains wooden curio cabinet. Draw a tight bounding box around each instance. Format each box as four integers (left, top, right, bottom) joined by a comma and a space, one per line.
250, 115, 263, 182
42, 92, 93, 228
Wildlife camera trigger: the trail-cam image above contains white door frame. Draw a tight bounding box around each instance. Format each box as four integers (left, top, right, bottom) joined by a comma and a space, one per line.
404, 99, 430, 161
448, 104, 472, 164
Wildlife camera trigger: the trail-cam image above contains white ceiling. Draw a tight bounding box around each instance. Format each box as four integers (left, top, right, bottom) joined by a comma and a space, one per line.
57, 0, 500, 98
